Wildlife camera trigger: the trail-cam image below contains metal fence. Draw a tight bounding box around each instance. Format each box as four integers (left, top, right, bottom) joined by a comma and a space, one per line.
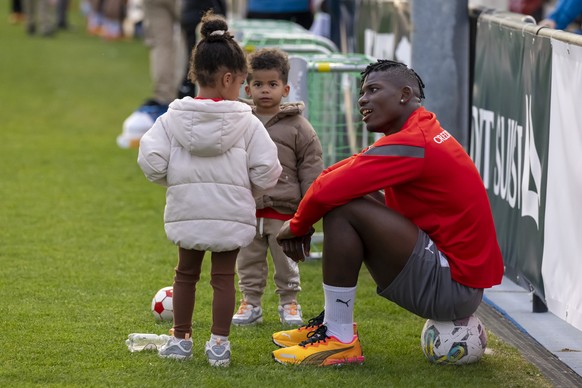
232, 20, 374, 166
230, 18, 307, 42
234, 20, 377, 257
289, 53, 375, 166
240, 31, 338, 55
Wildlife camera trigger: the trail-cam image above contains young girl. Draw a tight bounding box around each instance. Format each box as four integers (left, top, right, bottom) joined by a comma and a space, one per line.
137, 12, 282, 367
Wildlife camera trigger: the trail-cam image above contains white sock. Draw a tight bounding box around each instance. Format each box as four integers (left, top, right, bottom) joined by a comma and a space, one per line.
210, 334, 228, 344
323, 283, 356, 343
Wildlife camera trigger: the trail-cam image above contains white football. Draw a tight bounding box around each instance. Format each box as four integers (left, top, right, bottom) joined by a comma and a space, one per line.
420, 314, 487, 365
151, 286, 173, 323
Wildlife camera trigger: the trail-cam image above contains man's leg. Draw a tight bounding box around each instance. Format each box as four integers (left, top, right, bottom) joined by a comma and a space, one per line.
321, 196, 418, 341
322, 196, 418, 288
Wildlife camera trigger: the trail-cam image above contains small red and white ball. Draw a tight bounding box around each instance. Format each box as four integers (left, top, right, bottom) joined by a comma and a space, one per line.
151, 286, 173, 322
420, 314, 487, 365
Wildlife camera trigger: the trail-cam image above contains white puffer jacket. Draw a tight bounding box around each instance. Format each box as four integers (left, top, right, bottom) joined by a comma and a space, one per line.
137, 97, 282, 252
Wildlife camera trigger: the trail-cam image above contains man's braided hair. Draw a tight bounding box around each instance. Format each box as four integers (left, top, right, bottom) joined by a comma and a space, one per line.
361, 60, 426, 100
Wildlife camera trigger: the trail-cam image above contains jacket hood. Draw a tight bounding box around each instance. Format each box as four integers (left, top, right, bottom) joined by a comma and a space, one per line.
272, 101, 305, 119
164, 97, 254, 157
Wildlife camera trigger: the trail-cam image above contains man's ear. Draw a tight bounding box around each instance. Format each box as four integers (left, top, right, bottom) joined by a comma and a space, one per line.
400, 86, 414, 103
283, 84, 290, 98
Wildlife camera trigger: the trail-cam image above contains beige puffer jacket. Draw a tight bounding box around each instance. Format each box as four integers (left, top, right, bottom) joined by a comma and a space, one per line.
138, 97, 282, 251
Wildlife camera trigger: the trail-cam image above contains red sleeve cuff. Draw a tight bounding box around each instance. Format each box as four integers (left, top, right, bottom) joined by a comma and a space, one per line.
289, 218, 310, 236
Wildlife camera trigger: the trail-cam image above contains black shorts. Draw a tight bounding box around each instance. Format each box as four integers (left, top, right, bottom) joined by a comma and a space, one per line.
377, 229, 483, 321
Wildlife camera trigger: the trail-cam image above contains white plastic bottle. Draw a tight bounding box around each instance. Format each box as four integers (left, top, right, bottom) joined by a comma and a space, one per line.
126, 333, 171, 352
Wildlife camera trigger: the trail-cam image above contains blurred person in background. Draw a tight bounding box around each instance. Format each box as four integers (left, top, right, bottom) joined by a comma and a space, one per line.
509, 0, 547, 21
56, 0, 70, 30
178, 0, 227, 98
85, 0, 125, 40
140, 0, 228, 112
23, 0, 56, 36
246, 0, 314, 29
10, 0, 25, 24
139, 0, 185, 116
539, 0, 582, 33
117, 0, 226, 149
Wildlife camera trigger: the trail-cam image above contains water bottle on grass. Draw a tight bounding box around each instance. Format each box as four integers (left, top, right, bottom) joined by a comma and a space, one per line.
126, 333, 171, 352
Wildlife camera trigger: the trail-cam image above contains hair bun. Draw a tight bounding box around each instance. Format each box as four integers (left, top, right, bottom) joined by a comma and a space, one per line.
200, 14, 229, 40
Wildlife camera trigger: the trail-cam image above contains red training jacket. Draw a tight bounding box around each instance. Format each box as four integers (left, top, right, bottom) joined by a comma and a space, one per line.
290, 107, 503, 288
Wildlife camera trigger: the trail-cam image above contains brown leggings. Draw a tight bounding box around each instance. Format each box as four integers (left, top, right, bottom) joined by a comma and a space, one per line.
172, 247, 238, 339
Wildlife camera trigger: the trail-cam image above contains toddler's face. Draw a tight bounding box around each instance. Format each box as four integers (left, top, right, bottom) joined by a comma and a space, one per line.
245, 69, 290, 114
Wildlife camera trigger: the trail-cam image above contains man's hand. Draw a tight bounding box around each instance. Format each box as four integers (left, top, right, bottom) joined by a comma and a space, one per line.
276, 220, 315, 262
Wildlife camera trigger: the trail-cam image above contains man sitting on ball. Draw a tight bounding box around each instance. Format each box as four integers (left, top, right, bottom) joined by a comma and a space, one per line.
271, 60, 504, 366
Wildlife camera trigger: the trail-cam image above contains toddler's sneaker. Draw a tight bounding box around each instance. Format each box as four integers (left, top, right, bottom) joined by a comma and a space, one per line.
272, 310, 324, 347
278, 302, 303, 325
158, 336, 192, 360
272, 325, 364, 366
232, 300, 263, 326
205, 338, 231, 367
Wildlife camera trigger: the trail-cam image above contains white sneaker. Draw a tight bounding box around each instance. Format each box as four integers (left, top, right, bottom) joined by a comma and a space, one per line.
278, 302, 303, 325
205, 338, 231, 367
232, 300, 263, 326
158, 336, 192, 360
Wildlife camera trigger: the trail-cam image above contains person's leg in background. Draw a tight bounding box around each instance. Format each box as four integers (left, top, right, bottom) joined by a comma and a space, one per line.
37, 0, 55, 35
178, 0, 227, 98
56, 0, 69, 30
143, 0, 184, 106
10, 0, 26, 24
22, 0, 37, 34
